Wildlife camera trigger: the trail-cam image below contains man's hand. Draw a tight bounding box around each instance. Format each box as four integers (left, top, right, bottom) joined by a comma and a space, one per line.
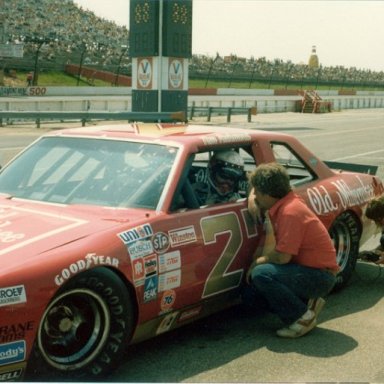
248, 188, 265, 224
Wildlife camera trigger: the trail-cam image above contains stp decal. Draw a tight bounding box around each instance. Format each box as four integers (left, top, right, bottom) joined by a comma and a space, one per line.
152, 232, 170, 254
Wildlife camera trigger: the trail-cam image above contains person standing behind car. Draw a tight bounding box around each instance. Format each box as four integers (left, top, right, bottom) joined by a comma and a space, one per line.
245, 162, 339, 338
361, 194, 384, 263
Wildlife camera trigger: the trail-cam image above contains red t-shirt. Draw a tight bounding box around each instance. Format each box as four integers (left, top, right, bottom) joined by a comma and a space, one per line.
269, 191, 339, 271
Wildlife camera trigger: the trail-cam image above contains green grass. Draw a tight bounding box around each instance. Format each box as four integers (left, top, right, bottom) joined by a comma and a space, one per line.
11, 70, 384, 91
15, 70, 110, 87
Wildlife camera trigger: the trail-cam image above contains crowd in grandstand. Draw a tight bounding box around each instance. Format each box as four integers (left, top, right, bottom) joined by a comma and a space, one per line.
1, 0, 384, 86
2, 0, 129, 67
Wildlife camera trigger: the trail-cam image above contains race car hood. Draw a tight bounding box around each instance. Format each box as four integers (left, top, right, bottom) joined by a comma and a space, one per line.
0, 196, 152, 265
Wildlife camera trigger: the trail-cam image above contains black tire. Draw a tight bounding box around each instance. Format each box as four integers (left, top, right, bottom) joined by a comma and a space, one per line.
28, 268, 135, 380
329, 211, 360, 291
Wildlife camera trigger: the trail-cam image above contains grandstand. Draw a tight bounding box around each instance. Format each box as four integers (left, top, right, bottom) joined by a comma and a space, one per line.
1, 0, 384, 90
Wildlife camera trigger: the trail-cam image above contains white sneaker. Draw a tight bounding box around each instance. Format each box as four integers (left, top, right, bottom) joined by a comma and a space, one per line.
276, 312, 317, 338
308, 297, 326, 318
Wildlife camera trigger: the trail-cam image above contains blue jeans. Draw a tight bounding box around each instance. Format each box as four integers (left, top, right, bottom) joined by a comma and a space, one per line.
244, 263, 336, 325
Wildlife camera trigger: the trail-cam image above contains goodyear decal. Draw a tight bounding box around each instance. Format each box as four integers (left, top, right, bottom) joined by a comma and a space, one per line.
54, 254, 119, 286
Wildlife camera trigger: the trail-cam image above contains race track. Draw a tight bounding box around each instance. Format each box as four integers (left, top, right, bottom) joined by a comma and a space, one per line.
1, 109, 384, 382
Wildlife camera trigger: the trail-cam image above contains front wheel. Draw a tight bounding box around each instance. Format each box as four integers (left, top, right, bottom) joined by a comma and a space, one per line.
28, 268, 135, 380
329, 211, 360, 291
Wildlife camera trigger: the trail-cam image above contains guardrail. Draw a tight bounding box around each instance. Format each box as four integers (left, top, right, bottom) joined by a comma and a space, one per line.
188, 105, 257, 122
0, 111, 186, 128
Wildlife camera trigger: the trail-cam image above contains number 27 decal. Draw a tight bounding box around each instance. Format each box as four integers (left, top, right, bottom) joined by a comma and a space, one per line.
201, 212, 245, 298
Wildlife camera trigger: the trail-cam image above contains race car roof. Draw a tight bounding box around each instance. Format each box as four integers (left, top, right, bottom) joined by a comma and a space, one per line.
46, 122, 292, 147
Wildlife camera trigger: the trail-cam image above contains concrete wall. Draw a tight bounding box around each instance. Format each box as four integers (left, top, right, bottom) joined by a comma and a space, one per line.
1, 87, 384, 115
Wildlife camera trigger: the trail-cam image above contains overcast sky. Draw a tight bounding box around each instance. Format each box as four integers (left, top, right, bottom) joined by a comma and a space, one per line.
73, 0, 384, 72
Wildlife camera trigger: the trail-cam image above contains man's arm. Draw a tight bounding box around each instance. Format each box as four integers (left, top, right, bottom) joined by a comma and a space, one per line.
247, 187, 265, 224
246, 250, 292, 283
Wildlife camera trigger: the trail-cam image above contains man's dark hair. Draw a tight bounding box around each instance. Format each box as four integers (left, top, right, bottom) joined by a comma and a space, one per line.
250, 162, 292, 199
366, 194, 384, 222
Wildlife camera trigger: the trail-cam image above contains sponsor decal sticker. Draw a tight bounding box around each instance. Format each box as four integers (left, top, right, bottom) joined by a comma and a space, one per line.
160, 290, 176, 312
0, 321, 34, 344
0, 286, 26, 308
307, 176, 375, 215
168, 58, 183, 89
159, 270, 181, 292
178, 306, 202, 323
169, 226, 196, 247
152, 232, 170, 254
144, 254, 158, 276
0, 367, 23, 381
132, 257, 145, 286
128, 239, 153, 259
118, 224, 153, 245
137, 57, 152, 89
158, 251, 181, 273
202, 133, 252, 146
0, 340, 25, 366
144, 275, 158, 303
156, 312, 178, 335
54, 253, 119, 286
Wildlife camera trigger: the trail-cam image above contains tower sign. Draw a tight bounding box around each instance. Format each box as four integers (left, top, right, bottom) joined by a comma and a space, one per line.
130, 0, 192, 116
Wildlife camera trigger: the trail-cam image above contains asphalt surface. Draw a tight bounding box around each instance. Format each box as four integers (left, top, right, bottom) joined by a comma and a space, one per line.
1, 109, 384, 382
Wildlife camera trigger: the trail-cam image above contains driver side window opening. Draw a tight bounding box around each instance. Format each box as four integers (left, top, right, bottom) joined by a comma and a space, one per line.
271, 142, 316, 186
172, 146, 256, 211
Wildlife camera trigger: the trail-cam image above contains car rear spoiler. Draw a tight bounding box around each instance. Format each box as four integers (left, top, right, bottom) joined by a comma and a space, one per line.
324, 161, 378, 176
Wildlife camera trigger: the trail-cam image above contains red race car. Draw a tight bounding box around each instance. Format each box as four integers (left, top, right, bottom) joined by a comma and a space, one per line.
0, 123, 382, 381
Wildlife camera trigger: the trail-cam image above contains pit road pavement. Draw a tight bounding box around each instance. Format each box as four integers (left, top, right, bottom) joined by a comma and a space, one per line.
1, 109, 384, 382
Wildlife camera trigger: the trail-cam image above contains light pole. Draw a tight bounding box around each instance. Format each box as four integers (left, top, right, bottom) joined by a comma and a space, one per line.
227, 59, 238, 88
27, 36, 50, 86
114, 45, 128, 86
248, 60, 257, 89
205, 53, 219, 88
77, 42, 87, 86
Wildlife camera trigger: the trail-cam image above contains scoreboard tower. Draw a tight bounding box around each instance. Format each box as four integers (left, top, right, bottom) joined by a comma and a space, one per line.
129, 0, 192, 115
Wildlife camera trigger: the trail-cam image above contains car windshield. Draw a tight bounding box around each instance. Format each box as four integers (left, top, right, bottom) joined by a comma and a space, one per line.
0, 137, 178, 209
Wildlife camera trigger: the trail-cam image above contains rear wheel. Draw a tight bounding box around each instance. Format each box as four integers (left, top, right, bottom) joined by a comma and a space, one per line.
28, 268, 134, 380
329, 212, 360, 290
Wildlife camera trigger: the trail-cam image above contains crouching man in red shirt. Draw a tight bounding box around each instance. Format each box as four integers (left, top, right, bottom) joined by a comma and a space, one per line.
245, 162, 339, 338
